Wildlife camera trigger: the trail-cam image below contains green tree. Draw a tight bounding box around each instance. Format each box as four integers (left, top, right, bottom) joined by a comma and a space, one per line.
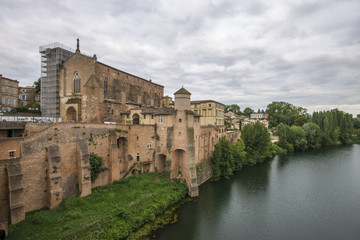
211, 138, 235, 179
266, 101, 307, 128
232, 138, 247, 171
89, 153, 106, 182
243, 107, 254, 117
225, 104, 241, 115
294, 115, 308, 126
241, 121, 271, 164
303, 123, 322, 149
34, 78, 41, 94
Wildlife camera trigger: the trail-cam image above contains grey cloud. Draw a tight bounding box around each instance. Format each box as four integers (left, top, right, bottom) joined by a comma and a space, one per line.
0, 0, 359, 115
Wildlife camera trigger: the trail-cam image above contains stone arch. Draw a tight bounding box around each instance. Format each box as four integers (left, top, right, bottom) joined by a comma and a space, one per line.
117, 137, 128, 173
143, 91, 151, 106
156, 154, 166, 173
154, 94, 160, 107
171, 149, 186, 178
132, 114, 139, 125
66, 107, 77, 122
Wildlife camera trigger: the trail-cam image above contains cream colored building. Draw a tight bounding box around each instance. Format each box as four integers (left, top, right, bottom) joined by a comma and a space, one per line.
190, 100, 225, 126
18, 86, 40, 107
0, 74, 19, 112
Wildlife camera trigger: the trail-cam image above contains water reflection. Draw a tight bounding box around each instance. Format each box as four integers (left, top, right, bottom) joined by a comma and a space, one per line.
155, 145, 360, 240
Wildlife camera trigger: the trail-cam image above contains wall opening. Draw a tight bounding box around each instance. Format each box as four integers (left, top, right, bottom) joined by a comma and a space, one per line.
156, 154, 166, 173
66, 107, 77, 122
117, 137, 128, 173
171, 149, 185, 178
132, 114, 139, 125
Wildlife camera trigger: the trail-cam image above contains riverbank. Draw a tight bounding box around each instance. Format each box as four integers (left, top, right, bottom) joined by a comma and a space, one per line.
7, 173, 187, 240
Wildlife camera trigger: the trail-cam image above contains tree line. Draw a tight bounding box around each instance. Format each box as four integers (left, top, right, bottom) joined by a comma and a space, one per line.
211, 121, 283, 180
214, 101, 359, 180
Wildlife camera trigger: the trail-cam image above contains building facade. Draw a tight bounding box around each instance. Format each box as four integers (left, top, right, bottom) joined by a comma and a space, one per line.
18, 86, 40, 107
0, 75, 19, 113
0, 87, 240, 225
59, 52, 164, 123
190, 100, 225, 126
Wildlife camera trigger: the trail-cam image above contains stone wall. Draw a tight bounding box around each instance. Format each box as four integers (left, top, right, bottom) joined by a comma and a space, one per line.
0, 120, 240, 224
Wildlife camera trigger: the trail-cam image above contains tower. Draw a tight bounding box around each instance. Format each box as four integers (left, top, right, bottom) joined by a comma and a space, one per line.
39, 42, 74, 118
174, 87, 191, 111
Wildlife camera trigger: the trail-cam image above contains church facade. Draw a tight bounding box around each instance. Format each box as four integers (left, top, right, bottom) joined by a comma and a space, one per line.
59, 52, 163, 123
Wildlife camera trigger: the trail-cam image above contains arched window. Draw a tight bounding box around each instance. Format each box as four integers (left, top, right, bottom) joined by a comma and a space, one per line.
74, 72, 81, 93
104, 78, 108, 97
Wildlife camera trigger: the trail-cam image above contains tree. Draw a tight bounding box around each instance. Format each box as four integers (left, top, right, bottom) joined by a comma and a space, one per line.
294, 115, 308, 126
303, 123, 322, 149
211, 138, 235, 179
243, 107, 254, 117
266, 101, 307, 128
225, 104, 241, 115
34, 78, 41, 94
232, 138, 247, 171
241, 121, 271, 164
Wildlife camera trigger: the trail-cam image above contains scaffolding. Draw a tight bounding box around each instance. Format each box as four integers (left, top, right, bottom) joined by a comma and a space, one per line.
39, 43, 74, 117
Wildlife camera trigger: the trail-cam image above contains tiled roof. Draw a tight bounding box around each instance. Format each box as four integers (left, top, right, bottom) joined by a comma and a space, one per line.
141, 107, 175, 115
174, 87, 191, 95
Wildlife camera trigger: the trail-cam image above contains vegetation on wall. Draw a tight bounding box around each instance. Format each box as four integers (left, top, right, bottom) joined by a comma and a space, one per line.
16, 103, 41, 113
89, 153, 107, 182
7, 173, 187, 240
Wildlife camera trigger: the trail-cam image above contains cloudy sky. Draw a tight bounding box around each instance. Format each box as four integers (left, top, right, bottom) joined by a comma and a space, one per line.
1, 0, 359, 115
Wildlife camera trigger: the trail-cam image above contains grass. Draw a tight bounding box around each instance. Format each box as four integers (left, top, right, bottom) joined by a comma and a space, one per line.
8, 173, 188, 240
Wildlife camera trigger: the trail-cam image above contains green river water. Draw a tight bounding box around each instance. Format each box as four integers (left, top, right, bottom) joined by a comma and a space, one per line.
155, 144, 360, 240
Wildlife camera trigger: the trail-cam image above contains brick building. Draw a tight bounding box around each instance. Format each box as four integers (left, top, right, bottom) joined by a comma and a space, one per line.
0, 75, 19, 113
59, 44, 164, 123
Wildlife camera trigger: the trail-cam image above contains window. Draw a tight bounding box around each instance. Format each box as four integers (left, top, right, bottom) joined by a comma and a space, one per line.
209, 104, 211, 107
158, 115, 163, 123
9, 151, 15, 158
179, 118, 182, 123
35, 96, 39, 101
151, 115, 154, 119
1, 97, 5, 104
13, 89, 17, 94
104, 78, 108, 97
21, 89, 27, 93
1, 86, 4, 92
13, 99, 16, 106
7, 98, 11, 104
8, 88, 11, 94
143, 114, 146, 119
147, 143, 152, 148
74, 72, 81, 93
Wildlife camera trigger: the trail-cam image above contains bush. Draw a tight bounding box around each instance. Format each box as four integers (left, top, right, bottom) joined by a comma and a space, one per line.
89, 153, 106, 182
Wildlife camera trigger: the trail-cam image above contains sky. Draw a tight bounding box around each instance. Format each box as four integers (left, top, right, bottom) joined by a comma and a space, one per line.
0, 0, 359, 115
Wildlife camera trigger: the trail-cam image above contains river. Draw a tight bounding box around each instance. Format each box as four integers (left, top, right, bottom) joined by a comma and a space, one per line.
154, 144, 360, 240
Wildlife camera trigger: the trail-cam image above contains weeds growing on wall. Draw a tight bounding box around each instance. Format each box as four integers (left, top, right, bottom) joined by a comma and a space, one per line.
7, 173, 187, 240
89, 153, 106, 182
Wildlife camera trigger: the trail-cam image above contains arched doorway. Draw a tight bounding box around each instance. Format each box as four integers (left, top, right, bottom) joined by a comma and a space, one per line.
156, 154, 166, 173
171, 149, 185, 178
66, 107, 77, 122
132, 114, 139, 125
117, 137, 128, 174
